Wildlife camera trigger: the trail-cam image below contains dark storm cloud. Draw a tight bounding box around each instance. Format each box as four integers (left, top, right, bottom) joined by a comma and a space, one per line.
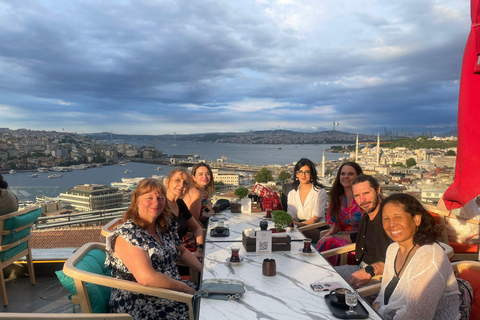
0, 0, 470, 134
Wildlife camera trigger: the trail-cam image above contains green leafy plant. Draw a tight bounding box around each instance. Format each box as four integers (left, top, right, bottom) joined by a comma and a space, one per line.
272, 210, 293, 232
234, 187, 249, 199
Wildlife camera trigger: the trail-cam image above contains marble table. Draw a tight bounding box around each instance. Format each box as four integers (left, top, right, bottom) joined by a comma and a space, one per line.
199, 241, 382, 320
207, 211, 305, 242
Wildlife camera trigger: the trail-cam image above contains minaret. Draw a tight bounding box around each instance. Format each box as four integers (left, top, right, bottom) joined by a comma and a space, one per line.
376, 132, 380, 165
355, 134, 359, 162
322, 149, 325, 178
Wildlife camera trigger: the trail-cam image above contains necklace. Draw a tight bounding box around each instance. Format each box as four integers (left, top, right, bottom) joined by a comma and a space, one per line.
384, 244, 417, 305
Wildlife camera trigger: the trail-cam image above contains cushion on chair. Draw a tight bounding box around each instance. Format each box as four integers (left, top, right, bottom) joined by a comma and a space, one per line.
450, 242, 479, 253
0, 242, 28, 262
457, 269, 480, 320
3, 207, 41, 230
56, 249, 111, 313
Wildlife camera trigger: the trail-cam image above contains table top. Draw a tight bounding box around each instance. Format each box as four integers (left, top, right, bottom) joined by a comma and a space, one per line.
199, 241, 382, 320
206, 211, 305, 242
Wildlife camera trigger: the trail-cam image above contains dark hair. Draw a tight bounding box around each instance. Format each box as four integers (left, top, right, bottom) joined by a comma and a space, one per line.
381, 193, 437, 246
122, 178, 170, 234
191, 163, 215, 195
292, 158, 324, 191
329, 162, 363, 222
0, 174, 8, 195
352, 174, 383, 200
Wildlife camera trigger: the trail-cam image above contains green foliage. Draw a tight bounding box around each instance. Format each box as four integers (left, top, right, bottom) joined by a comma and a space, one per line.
255, 167, 273, 183
278, 170, 291, 181
272, 210, 293, 231
234, 187, 249, 199
445, 150, 456, 156
93, 156, 106, 163
392, 162, 405, 167
214, 181, 225, 185
389, 137, 457, 149
406, 158, 416, 167
8, 162, 17, 169
7, 156, 17, 161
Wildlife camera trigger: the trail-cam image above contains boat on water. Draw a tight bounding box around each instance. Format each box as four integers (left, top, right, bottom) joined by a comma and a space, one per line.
157, 166, 163, 170
118, 162, 126, 166
38, 167, 49, 173
124, 169, 132, 174
28, 173, 38, 178
9, 169, 16, 174
48, 174, 63, 178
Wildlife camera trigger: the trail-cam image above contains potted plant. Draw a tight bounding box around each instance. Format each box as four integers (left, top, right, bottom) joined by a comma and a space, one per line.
231, 187, 248, 213
271, 210, 293, 233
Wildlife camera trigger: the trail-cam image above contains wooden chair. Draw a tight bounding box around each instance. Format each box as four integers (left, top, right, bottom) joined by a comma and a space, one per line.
423, 203, 479, 261
298, 221, 329, 244
452, 261, 480, 320
0, 205, 41, 306
63, 242, 195, 320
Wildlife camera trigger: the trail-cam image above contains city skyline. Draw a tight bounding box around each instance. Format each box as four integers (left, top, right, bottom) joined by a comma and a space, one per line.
0, 0, 469, 135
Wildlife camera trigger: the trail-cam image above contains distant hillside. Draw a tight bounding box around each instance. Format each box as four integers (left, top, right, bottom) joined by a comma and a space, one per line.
87, 130, 380, 145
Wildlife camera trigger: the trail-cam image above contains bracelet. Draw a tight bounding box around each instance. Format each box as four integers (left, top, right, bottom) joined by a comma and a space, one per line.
196, 244, 204, 249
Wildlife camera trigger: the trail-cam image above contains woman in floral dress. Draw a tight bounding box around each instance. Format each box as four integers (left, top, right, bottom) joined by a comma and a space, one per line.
106, 178, 201, 320
316, 162, 364, 265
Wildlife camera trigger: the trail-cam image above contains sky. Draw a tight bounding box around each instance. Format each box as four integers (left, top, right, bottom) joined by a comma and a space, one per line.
0, 0, 471, 135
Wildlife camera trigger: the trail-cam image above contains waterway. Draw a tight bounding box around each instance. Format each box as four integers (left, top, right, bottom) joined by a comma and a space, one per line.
6, 143, 346, 201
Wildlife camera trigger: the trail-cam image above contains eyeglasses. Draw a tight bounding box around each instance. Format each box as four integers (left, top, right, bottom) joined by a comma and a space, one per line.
297, 170, 311, 176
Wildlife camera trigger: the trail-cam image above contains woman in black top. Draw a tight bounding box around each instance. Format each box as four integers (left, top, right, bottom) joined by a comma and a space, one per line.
165, 167, 204, 260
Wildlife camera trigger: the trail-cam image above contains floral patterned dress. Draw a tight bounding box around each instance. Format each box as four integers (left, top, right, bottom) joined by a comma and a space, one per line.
105, 219, 197, 320
316, 195, 363, 265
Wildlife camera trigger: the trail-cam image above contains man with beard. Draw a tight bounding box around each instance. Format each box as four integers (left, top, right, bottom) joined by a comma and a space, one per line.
335, 175, 392, 289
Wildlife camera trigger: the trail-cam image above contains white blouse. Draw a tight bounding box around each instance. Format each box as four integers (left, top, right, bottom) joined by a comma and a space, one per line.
287, 186, 327, 221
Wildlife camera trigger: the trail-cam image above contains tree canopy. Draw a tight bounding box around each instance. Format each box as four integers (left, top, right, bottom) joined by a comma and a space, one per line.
406, 158, 417, 167
255, 167, 273, 183
278, 170, 291, 181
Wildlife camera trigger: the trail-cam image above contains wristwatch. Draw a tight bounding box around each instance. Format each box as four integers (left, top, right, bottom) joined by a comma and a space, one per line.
365, 265, 375, 277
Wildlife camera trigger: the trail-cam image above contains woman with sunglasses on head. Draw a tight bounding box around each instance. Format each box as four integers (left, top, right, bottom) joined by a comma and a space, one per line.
165, 167, 204, 260
287, 158, 327, 227
184, 163, 215, 228
373, 194, 460, 320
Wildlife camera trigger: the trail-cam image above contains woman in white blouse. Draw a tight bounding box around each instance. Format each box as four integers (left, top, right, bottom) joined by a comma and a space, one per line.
287, 158, 327, 227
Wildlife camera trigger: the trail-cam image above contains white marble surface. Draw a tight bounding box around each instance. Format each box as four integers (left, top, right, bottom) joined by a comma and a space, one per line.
199, 241, 382, 320
207, 211, 305, 242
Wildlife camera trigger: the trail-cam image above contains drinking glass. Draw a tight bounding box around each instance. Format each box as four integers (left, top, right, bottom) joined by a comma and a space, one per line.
302, 238, 312, 253
230, 246, 240, 262
345, 290, 358, 315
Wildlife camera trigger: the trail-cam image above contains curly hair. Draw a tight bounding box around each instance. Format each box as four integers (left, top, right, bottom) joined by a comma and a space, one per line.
191, 163, 215, 195
328, 162, 363, 222
292, 158, 324, 191
381, 193, 437, 246
122, 178, 170, 234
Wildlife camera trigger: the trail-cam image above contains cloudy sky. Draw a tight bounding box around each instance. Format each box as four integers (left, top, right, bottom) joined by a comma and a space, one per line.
0, 0, 470, 135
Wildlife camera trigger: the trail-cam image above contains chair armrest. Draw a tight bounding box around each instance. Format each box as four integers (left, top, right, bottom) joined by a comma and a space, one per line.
357, 281, 381, 297
298, 221, 329, 232
101, 218, 122, 237
0, 205, 40, 221
452, 260, 480, 275
321, 243, 356, 258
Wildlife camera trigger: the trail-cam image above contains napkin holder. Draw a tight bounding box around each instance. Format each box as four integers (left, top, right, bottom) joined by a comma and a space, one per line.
242, 231, 291, 252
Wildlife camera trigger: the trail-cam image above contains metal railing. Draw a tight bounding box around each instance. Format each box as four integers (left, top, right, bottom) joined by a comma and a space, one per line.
35, 206, 128, 229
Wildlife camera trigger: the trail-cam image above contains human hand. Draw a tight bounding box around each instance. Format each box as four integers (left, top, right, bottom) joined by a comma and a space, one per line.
193, 249, 203, 261
373, 302, 380, 311
347, 269, 372, 289
318, 234, 333, 244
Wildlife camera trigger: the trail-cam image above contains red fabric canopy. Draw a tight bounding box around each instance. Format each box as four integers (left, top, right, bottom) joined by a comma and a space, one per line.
443, 0, 480, 210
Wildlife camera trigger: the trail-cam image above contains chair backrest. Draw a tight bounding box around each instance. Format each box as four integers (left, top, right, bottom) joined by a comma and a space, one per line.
452, 261, 480, 320
61, 242, 194, 319
0, 205, 41, 263
100, 217, 122, 237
